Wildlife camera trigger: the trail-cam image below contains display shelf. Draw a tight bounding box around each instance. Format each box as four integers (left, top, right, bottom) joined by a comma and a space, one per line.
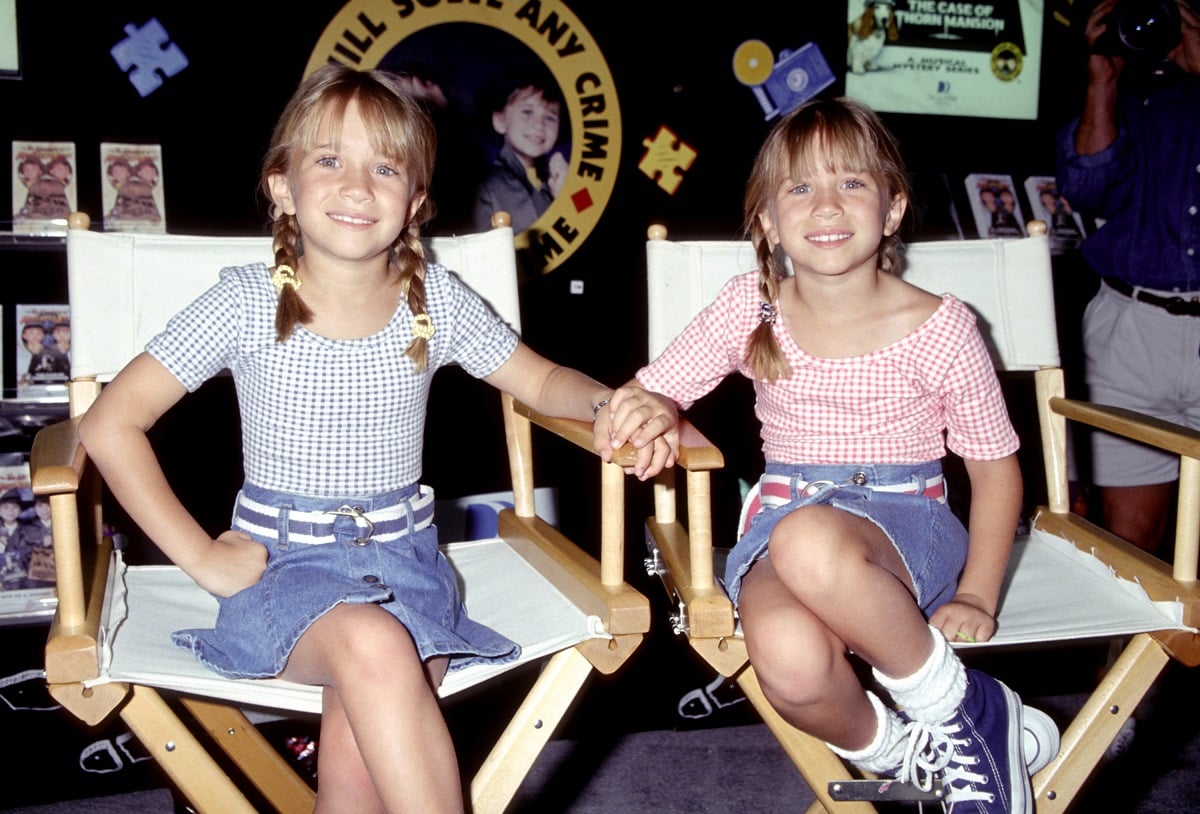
0, 229, 67, 250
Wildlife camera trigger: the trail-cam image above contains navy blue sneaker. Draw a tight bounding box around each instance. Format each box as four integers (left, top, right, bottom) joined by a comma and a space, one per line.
899, 669, 1032, 813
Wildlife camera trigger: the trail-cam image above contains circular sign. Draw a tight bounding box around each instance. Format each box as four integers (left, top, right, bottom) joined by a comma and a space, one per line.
306, 1, 621, 276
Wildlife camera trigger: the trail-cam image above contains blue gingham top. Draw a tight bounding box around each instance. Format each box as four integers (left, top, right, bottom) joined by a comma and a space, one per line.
146, 262, 518, 497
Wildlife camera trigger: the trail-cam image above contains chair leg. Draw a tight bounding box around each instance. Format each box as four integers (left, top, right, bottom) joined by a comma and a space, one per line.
735, 666, 879, 814
470, 647, 594, 814
1033, 633, 1168, 813
182, 697, 316, 813
119, 685, 259, 814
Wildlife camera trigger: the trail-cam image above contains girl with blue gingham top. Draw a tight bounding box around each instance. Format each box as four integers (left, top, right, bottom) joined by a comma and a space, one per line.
77, 65, 679, 814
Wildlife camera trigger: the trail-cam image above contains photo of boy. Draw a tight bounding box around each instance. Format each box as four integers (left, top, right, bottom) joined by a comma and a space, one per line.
473, 74, 568, 234
0, 488, 28, 590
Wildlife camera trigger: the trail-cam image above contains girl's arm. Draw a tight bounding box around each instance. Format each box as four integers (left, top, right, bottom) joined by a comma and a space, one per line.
928, 453, 1023, 643
484, 342, 679, 479
77, 352, 266, 596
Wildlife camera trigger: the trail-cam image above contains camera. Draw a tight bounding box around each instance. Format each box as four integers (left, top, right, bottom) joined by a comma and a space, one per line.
1092, 0, 1183, 58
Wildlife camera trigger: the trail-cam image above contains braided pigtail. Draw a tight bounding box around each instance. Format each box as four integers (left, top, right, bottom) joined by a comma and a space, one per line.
743, 227, 791, 382
271, 213, 314, 342
396, 226, 432, 371
878, 230, 905, 277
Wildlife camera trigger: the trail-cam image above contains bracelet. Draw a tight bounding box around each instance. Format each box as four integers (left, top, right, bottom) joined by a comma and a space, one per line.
592, 399, 610, 422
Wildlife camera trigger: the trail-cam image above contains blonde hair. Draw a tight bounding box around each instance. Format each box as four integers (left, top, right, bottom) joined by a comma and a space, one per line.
741, 96, 911, 381
261, 64, 438, 368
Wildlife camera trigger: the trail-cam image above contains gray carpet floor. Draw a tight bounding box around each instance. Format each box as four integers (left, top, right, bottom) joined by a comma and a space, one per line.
2, 629, 1196, 813
4, 681, 1198, 813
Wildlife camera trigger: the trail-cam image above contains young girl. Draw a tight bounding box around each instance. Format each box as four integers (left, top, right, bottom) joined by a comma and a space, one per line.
77, 65, 677, 814
629, 98, 1052, 812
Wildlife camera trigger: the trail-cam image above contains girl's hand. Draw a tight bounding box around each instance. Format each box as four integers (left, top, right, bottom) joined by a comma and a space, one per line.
929, 592, 997, 644
188, 530, 267, 598
594, 384, 679, 480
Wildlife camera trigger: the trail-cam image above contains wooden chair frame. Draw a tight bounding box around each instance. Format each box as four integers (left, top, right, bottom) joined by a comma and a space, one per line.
32, 213, 650, 813
641, 223, 1200, 813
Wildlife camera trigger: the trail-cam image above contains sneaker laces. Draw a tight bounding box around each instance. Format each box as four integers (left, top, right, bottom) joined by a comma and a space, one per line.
898, 719, 995, 808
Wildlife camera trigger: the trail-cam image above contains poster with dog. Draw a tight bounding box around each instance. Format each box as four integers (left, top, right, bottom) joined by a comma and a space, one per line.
844, 0, 1043, 121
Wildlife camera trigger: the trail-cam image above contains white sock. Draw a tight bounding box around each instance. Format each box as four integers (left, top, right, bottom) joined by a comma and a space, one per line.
872, 623, 966, 725
827, 691, 910, 775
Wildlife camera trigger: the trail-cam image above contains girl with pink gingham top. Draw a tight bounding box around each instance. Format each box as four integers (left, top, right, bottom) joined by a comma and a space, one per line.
630, 98, 1053, 812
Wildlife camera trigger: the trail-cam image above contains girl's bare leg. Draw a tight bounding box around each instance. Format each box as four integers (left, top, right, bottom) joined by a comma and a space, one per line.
312, 687, 384, 814
283, 603, 464, 814
738, 504, 934, 751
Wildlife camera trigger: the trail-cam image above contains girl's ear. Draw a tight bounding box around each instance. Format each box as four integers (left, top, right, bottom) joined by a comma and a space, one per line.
268, 173, 296, 217
408, 191, 428, 225
758, 209, 780, 245
883, 193, 907, 237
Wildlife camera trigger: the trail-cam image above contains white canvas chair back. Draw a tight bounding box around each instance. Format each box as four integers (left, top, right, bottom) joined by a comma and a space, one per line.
66, 222, 521, 392
645, 228, 1058, 371
643, 223, 1200, 813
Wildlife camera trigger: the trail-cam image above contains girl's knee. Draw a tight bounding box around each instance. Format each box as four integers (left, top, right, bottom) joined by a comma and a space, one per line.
768, 507, 860, 588
751, 640, 840, 708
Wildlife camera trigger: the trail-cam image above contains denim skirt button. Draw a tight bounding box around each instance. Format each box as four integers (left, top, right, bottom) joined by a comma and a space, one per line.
362, 574, 379, 584
852, 471, 868, 485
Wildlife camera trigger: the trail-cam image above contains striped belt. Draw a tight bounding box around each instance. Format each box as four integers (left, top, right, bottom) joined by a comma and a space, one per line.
235, 486, 435, 545
738, 473, 945, 539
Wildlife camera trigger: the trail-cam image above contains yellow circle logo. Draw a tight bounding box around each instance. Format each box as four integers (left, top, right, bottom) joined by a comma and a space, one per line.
306, 1, 621, 277
990, 42, 1024, 82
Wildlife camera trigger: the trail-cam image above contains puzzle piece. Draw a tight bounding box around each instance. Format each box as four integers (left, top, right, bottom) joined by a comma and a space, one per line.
111, 18, 189, 97
639, 126, 697, 195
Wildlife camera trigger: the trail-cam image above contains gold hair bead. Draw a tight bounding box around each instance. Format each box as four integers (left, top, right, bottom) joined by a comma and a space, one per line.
412, 314, 435, 339
271, 264, 302, 294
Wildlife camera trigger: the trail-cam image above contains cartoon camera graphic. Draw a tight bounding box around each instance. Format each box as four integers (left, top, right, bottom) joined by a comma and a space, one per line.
733, 40, 835, 120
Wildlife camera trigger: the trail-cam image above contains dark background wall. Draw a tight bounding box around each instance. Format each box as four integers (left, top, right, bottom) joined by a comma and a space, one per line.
0, 0, 1097, 382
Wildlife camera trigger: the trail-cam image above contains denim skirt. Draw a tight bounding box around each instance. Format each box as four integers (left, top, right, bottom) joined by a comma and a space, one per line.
171, 481, 519, 679
724, 461, 967, 615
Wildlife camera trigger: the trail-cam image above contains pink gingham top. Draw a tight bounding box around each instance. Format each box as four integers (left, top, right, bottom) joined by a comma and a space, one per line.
636, 271, 1018, 464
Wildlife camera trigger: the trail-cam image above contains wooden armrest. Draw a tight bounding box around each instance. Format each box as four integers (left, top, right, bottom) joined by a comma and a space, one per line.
509, 402, 725, 472
675, 418, 724, 472
1051, 397, 1200, 459
30, 416, 87, 495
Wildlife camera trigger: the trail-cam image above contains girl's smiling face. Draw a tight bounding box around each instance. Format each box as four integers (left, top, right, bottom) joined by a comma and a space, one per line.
269, 98, 426, 271
759, 159, 905, 280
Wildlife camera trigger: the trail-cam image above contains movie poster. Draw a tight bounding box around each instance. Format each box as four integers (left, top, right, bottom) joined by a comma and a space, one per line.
11, 141, 76, 235
1024, 175, 1086, 253
964, 173, 1027, 238
15, 304, 70, 400
0, 454, 56, 621
844, 0, 1043, 120
101, 142, 166, 233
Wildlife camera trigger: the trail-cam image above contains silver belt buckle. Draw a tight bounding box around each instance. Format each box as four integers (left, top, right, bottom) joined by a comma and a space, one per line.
328, 505, 375, 546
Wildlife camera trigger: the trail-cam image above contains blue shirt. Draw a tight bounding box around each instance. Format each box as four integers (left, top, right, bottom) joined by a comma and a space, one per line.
1056, 74, 1200, 292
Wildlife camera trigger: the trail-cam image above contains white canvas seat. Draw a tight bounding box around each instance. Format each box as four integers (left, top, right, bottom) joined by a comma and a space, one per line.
32, 213, 650, 814
642, 223, 1200, 813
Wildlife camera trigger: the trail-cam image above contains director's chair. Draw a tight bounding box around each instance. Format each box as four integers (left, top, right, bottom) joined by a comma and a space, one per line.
31, 212, 650, 813
642, 222, 1200, 812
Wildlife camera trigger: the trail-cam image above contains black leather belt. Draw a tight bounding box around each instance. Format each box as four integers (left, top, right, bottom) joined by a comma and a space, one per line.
1104, 278, 1200, 317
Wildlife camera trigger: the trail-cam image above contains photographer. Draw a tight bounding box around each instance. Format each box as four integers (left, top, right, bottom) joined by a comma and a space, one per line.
1056, 0, 1200, 553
